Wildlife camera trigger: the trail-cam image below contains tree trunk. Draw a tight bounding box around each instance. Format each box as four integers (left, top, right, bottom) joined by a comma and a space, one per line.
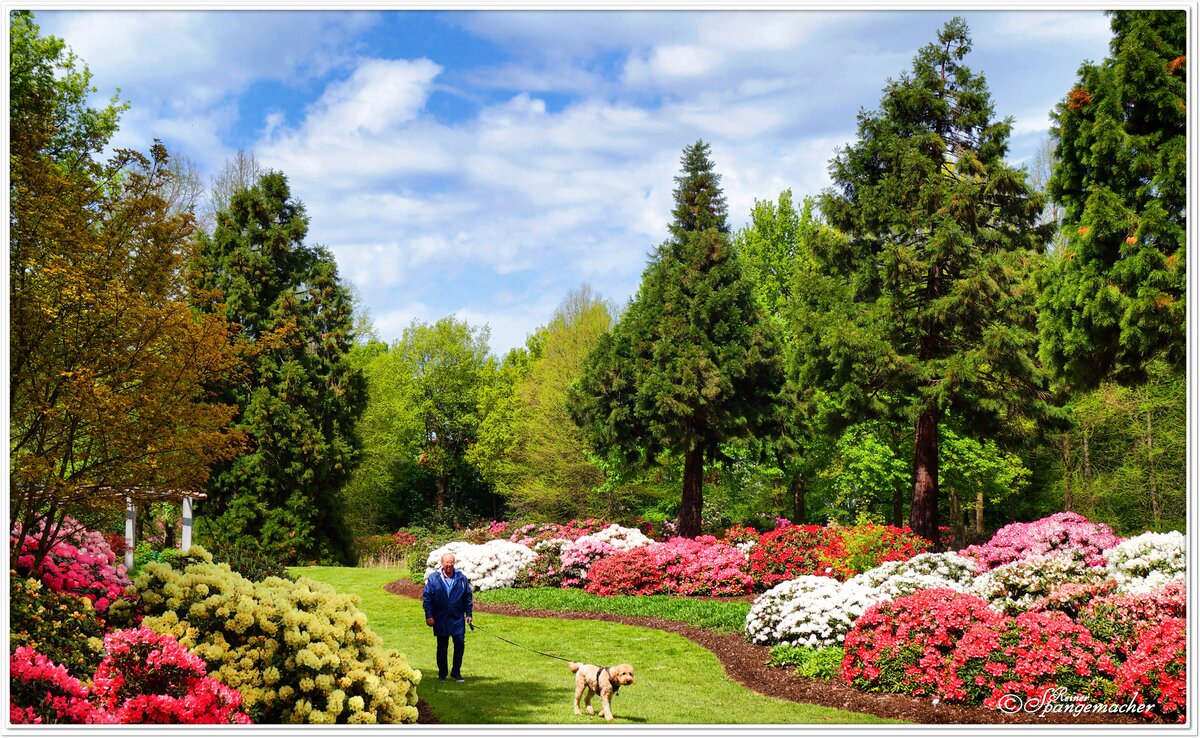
436, 475, 446, 514
1147, 410, 1160, 528
975, 490, 984, 535
1061, 435, 1072, 511
790, 477, 806, 524
910, 407, 940, 549
893, 484, 904, 528
948, 486, 965, 550
679, 446, 704, 538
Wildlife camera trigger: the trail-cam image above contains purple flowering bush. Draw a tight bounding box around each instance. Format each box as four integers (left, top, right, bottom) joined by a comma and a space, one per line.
12, 517, 132, 614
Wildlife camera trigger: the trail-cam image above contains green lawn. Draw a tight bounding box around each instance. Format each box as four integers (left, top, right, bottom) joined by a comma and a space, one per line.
293, 567, 901, 725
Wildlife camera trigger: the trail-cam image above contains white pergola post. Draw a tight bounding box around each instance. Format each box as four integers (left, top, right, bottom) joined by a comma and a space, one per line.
124, 496, 136, 571
181, 496, 193, 550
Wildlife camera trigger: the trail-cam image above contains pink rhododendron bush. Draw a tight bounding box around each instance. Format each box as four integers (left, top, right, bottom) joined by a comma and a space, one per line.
11, 516, 132, 614
585, 536, 752, 596
10, 628, 250, 725
1078, 579, 1186, 657
962, 512, 1121, 571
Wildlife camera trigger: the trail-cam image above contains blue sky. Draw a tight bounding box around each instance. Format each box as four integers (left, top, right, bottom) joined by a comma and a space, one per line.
36, 7, 1114, 355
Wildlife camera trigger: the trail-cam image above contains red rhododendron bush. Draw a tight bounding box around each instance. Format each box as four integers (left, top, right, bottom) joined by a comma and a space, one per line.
943, 611, 1116, 707
11, 516, 132, 614
748, 523, 929, 588
1115, 617, 1186, 723
841, 589, 1003, 697
10, 628, 250, 724
1078, 579, 1186, 657
585, 536, 752, 596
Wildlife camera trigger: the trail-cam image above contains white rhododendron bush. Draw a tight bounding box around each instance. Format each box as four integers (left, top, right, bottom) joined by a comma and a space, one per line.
1102, 530, 1186, 593
426, 540, 536, 591
748, 552, 979, 648
745, 576, 883, 648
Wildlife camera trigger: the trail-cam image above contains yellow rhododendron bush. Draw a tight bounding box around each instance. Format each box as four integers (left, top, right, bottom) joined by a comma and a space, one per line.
131, 548, 420, 724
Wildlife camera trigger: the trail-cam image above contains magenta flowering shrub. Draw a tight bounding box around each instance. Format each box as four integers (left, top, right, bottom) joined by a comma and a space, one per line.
943, 610, 1116, 707
558, 537, 618, 587
1027, 579, 1119, 618
10, 629, 250, 725
11, 517, 131, 614
962, 512, 1121, 571
841, 589, 1004, 697
585, 536, 752, 597
1115, 616, 1186, 723
1079, 579, 1187, 657
506, 518, 609, 548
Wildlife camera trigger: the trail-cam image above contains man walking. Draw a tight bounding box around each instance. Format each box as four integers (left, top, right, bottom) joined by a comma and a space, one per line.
422, 552, 473, 682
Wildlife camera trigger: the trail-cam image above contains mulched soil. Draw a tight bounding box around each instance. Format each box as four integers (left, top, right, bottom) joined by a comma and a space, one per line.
385, 579, 1144, 726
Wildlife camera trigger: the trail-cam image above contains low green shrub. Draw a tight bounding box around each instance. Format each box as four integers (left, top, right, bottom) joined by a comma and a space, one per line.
214, 545, 295, 582
475, 587, 750, 633
130, 548, 420, 724
9, 573, 107, 678
767, 645, 845, 681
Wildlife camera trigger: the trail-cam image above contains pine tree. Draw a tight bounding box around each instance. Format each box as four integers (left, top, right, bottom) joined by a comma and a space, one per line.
816, 18, 1054, 547
572, 141, 783, 537
191, 172, 366, 564
1038, 10, 1186, 388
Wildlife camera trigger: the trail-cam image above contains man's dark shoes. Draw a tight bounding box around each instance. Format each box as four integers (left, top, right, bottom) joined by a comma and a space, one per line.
452, 674, 465, 683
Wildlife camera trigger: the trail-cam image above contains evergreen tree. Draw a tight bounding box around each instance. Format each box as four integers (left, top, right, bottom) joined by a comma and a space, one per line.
572, 141, 783, 537
816, 18, 1054, 547
1038, 10, 1186, 388
191, 172, 365, 564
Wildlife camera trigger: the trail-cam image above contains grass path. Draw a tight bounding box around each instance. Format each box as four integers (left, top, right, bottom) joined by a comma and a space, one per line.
293, 567, 899, 725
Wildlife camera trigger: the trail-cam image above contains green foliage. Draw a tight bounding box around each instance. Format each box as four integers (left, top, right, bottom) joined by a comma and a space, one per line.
213, 544, 296, 582
573, 140, 784, 537
192, 172, 366, 565
131, 552, 420, 724
479, 286, 618, 520
9, 574, 107, 679
1032, 360, 1185, 534
9, 10, 126, 175
1039, 10, 1186, 387
812, 18, 1054, 544
475, 586, 751, 633
767, 645, 846, 681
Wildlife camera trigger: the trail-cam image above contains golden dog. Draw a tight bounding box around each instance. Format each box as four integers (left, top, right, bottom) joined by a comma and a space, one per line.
568, 661, 634, 721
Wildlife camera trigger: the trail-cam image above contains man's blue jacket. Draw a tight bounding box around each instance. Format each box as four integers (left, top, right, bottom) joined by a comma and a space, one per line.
422, 569, 474, 637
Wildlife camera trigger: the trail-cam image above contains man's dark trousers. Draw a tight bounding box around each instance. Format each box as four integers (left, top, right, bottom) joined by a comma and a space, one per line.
437, 634, 464, 679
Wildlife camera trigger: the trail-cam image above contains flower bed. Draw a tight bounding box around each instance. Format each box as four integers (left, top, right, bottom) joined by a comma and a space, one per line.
10, 628, 250, 725
747, 524, 928, 588
1078, 579, 1186, 657
425, 540, 537, 591
1102, 530, 1185, 593
962, 512, 1120, 571
1115, 616, 1186, 722
943, 610, 1116, 707
745, 576, 883, 649
970, 553, 1104, 615
11, 517, 131, 614
585, 536, 751, 597
841, 589, 1004, 697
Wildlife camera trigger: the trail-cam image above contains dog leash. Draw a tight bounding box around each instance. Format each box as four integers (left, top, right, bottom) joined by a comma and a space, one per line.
468, 620, 575, 663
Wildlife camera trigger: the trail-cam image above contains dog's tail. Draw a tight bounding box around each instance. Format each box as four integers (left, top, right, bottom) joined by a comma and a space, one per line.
567, 661, 581, 673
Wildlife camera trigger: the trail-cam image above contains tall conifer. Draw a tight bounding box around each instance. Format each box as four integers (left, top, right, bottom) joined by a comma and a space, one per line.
573, 141, 783, 537
817, 19, 1053, 547
192, 172, 365, 563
